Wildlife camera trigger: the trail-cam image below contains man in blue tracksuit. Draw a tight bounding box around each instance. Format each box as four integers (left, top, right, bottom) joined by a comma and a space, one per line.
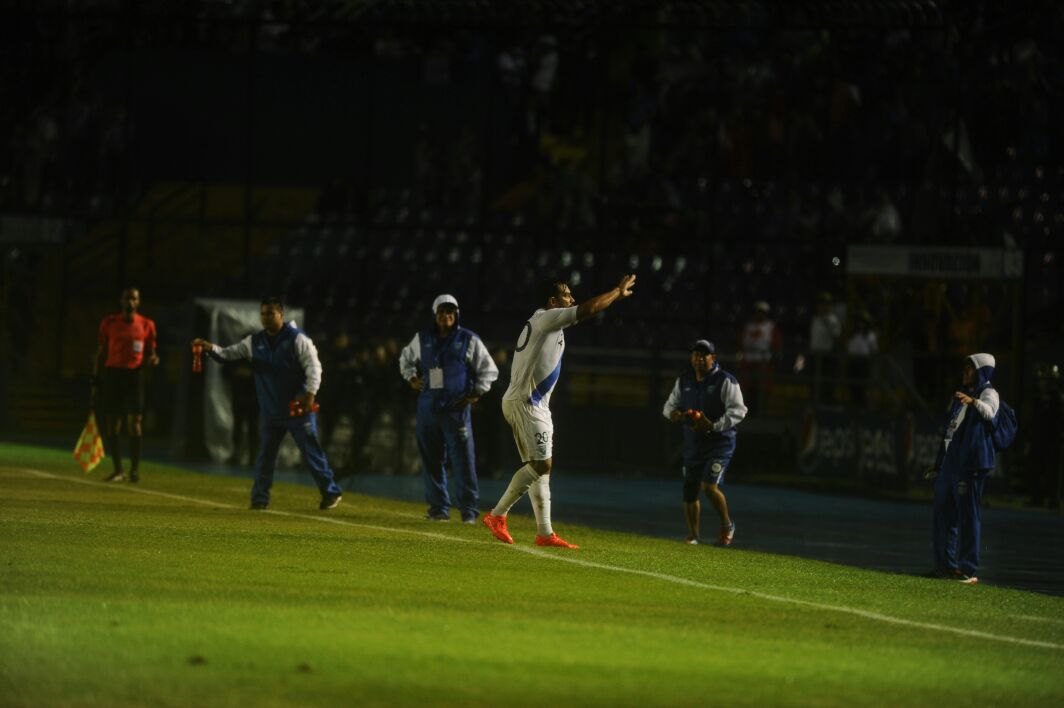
400, 294, 499, 523
193, 297, 344, 511
662, 339, 748, 546
927, 352, 999, 584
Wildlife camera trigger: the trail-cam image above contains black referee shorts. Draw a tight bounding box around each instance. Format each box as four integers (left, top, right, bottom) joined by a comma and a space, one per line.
99, 367, 145, 417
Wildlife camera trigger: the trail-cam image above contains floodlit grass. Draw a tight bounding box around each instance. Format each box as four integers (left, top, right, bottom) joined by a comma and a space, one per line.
1, 442, 1062, 707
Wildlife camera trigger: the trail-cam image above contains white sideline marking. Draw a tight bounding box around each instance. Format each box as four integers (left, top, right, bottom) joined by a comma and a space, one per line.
8, 466, 1064, 652
14, 467, 234, 508
11, 467, 472, 545
517, 548, 1064, 651
1012, 614, 1064, 627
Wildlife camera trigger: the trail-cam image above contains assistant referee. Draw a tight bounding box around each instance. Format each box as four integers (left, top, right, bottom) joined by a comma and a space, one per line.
92, 287, 159, 483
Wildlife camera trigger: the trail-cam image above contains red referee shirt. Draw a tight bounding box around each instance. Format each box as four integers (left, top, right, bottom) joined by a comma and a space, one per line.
99, 313, 157, 369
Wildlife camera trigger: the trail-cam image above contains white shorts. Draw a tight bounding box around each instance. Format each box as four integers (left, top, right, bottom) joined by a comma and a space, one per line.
502, 398, 554, 461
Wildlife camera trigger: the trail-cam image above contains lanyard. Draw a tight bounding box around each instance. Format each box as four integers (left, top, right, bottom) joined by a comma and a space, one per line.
431, 329, 458, 369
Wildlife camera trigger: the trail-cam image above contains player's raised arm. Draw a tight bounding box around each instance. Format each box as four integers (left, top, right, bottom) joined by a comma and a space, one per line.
574, 273, 636, 323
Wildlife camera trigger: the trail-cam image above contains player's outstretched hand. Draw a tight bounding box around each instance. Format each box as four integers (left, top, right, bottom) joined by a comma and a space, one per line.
192, 337, 213, 350
617, 273, 636, 298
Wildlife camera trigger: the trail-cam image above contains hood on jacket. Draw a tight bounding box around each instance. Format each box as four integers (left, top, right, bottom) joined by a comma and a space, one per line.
968, 352, 995, 390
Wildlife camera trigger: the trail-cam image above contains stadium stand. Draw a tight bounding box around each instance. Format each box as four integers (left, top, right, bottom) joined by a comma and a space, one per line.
1, 0, 1060, 501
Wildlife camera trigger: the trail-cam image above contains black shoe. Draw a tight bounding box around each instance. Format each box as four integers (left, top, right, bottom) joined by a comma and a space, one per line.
129, 470, 140, 484
425, 511, 450, 522
105, 471, 125, 483
319, 494, 342, 510
461, 515, 478, 525
250, 502, 269, 510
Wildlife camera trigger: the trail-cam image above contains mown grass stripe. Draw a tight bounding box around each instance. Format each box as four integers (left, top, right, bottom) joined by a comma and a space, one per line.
10, 465, 1063, 652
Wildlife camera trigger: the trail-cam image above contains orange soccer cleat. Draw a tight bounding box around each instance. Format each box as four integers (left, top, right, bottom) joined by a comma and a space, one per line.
482, 510, 514, 544
718, 522, 735, 546
535, 533, 579, 549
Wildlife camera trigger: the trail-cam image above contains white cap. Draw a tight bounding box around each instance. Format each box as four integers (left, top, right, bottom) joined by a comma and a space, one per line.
432, 294, 459, 313
970, 353, 996, 369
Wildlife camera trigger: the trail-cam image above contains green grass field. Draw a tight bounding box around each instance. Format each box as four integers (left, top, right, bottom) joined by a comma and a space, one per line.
2, 442, 1062, 707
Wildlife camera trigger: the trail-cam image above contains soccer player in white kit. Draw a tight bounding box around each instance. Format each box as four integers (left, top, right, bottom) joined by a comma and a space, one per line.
482, 274, 637, 548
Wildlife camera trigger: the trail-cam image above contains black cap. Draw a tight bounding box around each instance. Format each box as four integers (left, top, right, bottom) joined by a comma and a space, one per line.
691, 339, 715, 354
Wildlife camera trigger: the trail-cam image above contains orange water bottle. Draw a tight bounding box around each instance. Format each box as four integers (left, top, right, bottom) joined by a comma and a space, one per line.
289, 399, 320, 417
192, 343, 203, 373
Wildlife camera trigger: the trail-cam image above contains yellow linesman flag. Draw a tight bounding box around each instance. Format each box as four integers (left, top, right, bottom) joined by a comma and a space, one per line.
73, 412, 105, 474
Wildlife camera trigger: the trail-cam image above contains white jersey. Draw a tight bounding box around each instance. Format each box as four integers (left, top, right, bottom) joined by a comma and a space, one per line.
503, 306, 579, 408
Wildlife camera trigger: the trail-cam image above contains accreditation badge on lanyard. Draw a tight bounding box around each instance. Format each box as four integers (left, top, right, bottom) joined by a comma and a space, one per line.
428, 368, 444, 389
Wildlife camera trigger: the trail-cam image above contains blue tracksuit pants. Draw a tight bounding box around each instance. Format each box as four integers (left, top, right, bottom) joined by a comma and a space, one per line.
932, 468, 990, 576
416, 405, 477, 519
251, 413, 342, 506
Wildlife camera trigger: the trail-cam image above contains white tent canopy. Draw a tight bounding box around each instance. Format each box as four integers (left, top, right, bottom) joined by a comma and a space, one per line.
194, 298, 305, 463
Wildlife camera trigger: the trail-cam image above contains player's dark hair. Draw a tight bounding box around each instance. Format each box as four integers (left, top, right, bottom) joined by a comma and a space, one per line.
539, 278, 568, 305
260, 296, 284, 310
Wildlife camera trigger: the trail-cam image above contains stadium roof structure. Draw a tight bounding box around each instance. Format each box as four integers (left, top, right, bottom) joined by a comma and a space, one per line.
10, 0, 960, 29
293, 0, 949, 28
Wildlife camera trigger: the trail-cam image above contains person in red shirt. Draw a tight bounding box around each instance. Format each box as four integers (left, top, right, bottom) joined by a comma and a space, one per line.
92, 287, 159, 482
738, 300, 782, 414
